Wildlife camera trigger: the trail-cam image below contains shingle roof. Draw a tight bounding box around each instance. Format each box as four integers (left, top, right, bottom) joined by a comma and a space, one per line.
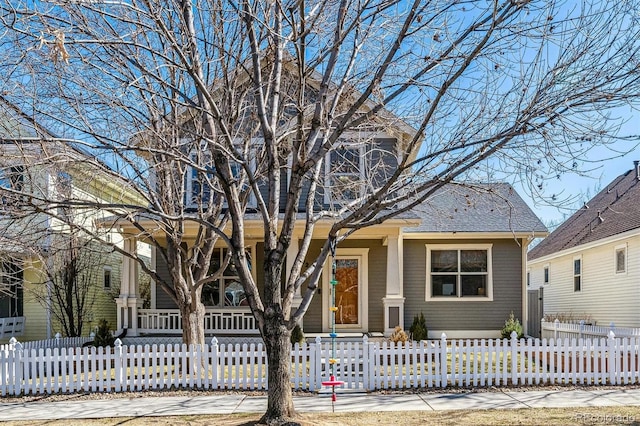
404, 183, 548, 234
528, 165, 640, 260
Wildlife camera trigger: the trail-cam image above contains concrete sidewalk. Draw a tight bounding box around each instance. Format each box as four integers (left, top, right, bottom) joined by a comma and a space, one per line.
1, 389, 640, 421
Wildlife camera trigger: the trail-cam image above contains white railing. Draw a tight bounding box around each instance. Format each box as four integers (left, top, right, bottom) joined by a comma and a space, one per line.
3, 333, 640, 396
542, 319, 640, 341
137, 308, 259, 335
0, 316, 25, 339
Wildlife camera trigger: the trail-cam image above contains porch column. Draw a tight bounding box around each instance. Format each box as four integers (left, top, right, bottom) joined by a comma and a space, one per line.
286, 238, 303, 325
383, 233, 405, 337
115, 237, 140, 336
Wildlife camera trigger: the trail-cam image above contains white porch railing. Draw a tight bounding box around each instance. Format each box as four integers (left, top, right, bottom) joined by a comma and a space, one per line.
0, 316, 25, 339
137, 308, 259, 335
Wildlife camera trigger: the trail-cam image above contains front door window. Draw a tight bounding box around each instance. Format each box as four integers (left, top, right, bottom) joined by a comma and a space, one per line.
335, 258, 360, 325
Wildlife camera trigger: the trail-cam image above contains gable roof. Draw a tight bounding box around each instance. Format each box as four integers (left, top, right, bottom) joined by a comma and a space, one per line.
404, 183, 547, 234
528, 163, 640, 261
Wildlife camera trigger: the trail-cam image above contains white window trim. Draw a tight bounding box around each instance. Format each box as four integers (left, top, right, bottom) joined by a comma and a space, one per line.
103, 266, 112, 290
614, 243, 628, 275
543, 264, 550, 285
425, 244, 493, 302
573, 255, 582, 293
323, 141, 366, 205
322, 248, 369, 332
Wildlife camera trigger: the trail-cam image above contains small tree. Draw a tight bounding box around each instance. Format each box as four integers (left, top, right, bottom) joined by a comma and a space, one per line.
290, 324, 305, 346
409, 313, 428, 342
92, 319, 115, 347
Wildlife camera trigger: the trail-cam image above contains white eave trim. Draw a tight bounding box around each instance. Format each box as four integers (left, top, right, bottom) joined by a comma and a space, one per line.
528, 227, 640, 265
403, 231, 547, 240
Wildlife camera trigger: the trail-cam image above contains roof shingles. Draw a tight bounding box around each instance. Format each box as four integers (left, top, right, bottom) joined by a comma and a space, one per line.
405, 183, 548, 234
528, 166, 640, 260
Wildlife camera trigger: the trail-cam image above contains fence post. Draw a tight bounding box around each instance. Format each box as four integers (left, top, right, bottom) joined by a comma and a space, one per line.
210, 337, 218, 390
540, 318, 545, 339
361, 335, 369, 391
610, 322, 616, 336
55, 332, 61, 349
554, 319, 559, 340
510, 331, 519, 385
440, 333, 447, 388
579, 320, 585, 341
608, 330, 616, 385
314, 336, 322, 391
114, 338, 123, 392
7, 337, 23, 396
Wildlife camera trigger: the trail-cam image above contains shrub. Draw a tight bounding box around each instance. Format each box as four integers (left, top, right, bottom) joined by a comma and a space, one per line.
93, 319, 115, 347
390, 326, 409, 344
290, 324, 305, 345
409, 312, 428, 341
501, 312, 524, 339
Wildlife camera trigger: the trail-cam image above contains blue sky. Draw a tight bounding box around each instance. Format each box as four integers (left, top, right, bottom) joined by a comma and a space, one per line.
520, 136, 638, 229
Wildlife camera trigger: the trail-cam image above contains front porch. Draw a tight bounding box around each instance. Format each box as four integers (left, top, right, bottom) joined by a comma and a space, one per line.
116, 224, 411, 337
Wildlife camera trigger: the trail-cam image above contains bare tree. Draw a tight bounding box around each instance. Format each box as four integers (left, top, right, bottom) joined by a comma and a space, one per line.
1, 0, 640, 423
33, 232, 113, 338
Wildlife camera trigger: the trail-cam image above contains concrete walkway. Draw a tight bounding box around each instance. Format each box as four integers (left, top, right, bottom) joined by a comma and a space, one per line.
1, 388, 640, 421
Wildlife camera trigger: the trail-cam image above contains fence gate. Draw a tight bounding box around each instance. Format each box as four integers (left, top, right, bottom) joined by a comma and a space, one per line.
527, 287, 543, 338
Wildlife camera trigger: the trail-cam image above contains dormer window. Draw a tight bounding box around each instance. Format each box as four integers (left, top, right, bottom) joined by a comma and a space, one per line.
324, 142, 365, 205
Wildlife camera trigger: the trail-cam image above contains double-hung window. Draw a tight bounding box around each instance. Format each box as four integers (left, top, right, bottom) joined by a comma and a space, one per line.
543, 265, 549, 285
426, 244, 493, 300
325, 142, 365, 205
103, 266, 112, 290
573, 256, 582, 292
615, 244, 627, 274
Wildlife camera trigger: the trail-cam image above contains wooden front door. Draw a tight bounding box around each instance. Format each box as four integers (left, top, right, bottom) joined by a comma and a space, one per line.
335, 258, 360, 325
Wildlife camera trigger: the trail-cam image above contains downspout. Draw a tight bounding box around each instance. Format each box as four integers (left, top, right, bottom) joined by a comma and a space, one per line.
44, 224, 53, 339
521, 238, 528, 336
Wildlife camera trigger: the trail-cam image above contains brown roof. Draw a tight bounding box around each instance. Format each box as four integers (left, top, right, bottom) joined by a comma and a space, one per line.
528, 164, 640, 260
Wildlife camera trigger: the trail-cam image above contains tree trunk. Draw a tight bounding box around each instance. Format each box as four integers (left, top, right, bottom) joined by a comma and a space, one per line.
260, 319, 297, 425
179, 300, 206, 346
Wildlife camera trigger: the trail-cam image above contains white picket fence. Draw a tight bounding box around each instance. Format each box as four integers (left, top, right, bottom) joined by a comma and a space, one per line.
2, 333, 640, 396
542, 319, 640, 340
0, 334, 92, 352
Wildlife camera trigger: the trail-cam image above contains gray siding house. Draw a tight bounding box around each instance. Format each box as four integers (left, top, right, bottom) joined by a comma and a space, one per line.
146, 182, 547, 339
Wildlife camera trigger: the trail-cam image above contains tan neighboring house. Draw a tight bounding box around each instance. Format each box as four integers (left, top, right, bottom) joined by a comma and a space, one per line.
0, 98, 144, 342
528, 161, 640, 328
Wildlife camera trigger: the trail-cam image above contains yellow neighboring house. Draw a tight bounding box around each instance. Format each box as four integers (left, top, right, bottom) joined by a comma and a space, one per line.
0, 98, 145, 343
